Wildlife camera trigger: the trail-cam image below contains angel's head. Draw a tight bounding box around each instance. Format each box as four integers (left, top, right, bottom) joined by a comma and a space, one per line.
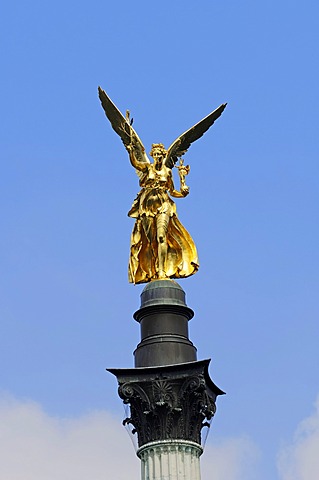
150, 143, 167, 167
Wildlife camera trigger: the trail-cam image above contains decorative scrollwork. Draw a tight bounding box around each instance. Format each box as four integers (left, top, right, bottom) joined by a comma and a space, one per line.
116, 367, 218, 447
119, 382, 151, 405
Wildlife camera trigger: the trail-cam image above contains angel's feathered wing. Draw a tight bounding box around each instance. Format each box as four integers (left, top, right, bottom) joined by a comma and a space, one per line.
98, 87, 149, 165
165, 103, 227, 168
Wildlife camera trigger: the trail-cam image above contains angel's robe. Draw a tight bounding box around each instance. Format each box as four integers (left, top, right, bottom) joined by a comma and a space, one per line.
128, 163, 198, 284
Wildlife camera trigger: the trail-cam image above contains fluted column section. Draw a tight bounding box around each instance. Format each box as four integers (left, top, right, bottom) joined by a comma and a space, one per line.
137, 440, 202, 480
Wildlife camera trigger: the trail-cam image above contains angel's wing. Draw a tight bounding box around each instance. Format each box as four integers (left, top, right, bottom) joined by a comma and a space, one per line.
165, 103, 227, 168
98, 87, 149, 165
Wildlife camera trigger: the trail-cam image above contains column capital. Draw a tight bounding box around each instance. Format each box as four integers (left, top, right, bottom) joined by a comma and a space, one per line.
108, 359, 224, 447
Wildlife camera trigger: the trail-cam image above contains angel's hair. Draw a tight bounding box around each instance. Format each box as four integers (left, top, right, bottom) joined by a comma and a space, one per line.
149, 143, 167, 157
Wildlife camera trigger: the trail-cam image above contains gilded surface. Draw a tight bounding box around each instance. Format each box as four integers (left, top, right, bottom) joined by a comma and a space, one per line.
98, 87, 226, 284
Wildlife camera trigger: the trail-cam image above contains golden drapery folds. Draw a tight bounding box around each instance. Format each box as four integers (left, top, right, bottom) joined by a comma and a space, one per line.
128, 167, 199, 284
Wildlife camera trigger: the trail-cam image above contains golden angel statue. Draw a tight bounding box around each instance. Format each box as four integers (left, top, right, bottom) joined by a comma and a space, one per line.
98, 87, 226, 284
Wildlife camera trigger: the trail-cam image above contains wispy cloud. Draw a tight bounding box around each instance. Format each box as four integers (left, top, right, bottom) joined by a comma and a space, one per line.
0, 394, 259, 480
278, 396, 319, 480
0, 394, 139, 480
202, 436, 260, 480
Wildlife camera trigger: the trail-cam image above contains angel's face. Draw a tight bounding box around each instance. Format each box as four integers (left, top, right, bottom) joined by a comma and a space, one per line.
151, 149, 165, 167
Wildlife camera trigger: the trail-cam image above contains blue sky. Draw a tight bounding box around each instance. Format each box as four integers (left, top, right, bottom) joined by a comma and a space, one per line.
1, 1, 319, 479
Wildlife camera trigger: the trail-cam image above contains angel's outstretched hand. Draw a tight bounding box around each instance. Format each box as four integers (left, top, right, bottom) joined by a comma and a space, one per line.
181, 186, 190, 197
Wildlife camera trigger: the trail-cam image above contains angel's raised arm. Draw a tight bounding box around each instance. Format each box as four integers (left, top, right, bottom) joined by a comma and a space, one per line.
127, 136, 149, 172
98, 87, 150, 171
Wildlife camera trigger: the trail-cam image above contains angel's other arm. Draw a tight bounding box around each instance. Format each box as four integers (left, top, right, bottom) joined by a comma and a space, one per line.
168, 171, 189, 198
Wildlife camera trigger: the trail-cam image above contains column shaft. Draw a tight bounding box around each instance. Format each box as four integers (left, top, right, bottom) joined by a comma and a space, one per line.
138, 440, 202, 480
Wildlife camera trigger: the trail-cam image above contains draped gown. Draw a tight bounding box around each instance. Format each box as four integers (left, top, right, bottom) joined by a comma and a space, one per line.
128, 163, 199, 284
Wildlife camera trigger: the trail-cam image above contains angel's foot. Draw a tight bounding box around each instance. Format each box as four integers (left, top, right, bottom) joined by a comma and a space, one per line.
157, 269, 168, 279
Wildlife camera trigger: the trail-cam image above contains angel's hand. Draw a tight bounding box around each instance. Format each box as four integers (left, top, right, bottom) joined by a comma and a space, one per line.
181, 185, 190, 197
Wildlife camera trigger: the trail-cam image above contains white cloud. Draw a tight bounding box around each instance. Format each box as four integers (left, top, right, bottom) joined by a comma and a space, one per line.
0, 394, 139, 480
202, 436, 260, 480
278, 396, 319, 480
0, 394, 259, 480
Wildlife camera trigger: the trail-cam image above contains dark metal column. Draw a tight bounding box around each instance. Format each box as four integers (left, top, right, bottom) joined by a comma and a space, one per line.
108, 280, 224, 479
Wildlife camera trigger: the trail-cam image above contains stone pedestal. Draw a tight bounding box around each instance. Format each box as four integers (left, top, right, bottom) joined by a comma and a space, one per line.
134, 280, 197, 367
